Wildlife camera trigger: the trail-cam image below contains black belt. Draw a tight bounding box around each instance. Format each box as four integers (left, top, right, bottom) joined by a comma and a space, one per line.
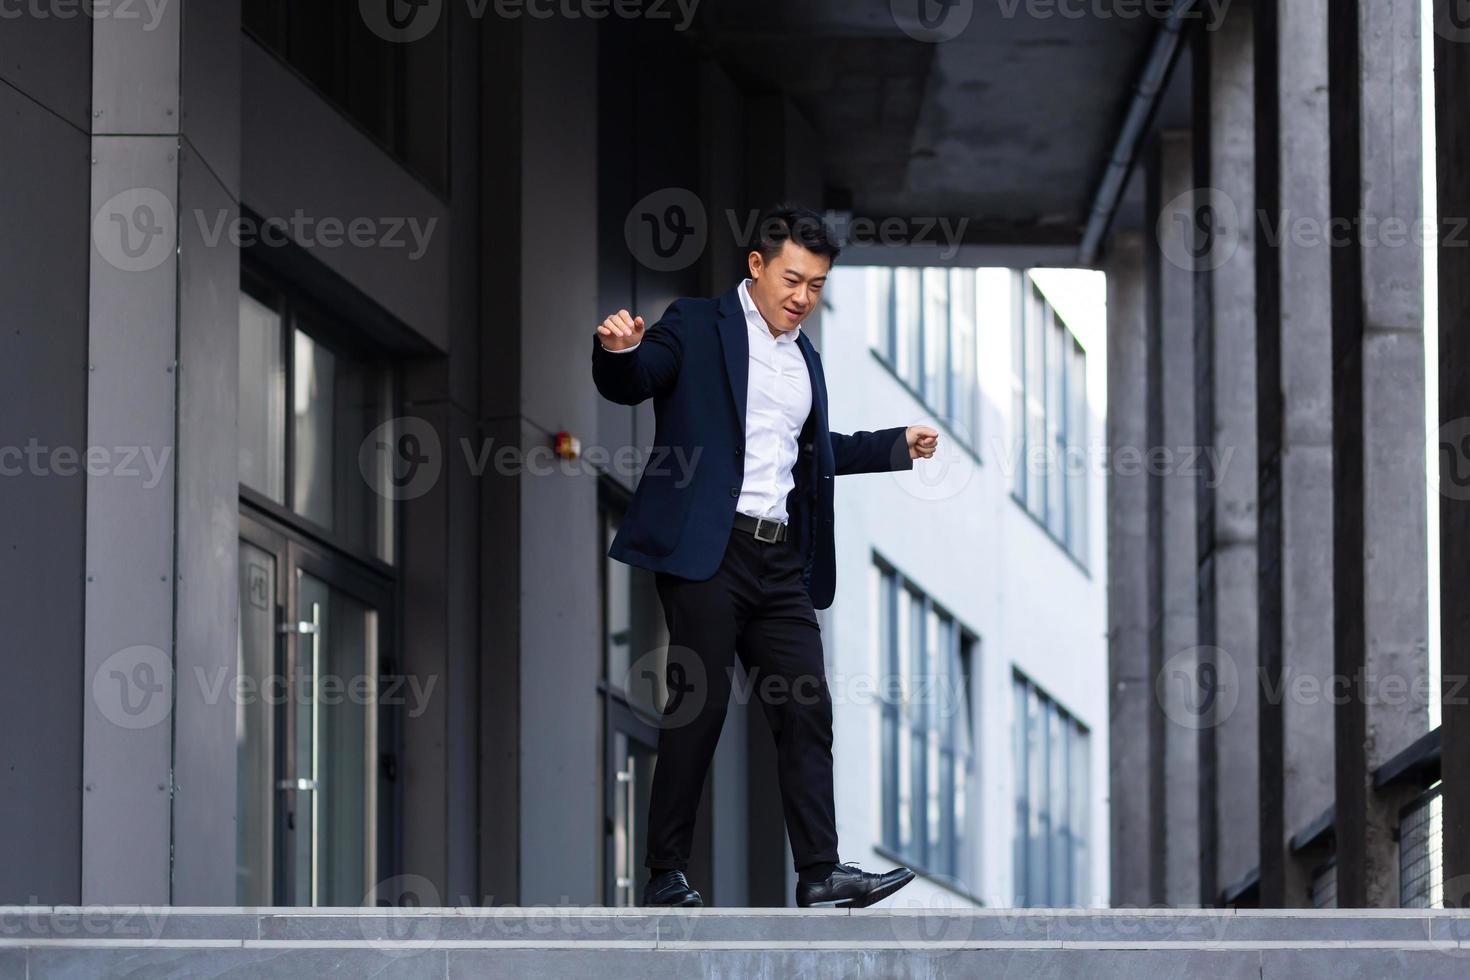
732, 512, 788, 543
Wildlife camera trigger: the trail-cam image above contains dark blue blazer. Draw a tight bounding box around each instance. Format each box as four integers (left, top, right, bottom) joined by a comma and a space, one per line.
591, 286, 912, 610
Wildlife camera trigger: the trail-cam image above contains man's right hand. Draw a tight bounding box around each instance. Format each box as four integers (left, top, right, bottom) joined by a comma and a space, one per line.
597, 309, 645, 351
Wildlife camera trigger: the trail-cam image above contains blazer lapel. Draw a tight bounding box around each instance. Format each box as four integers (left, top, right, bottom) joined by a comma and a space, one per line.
718, 286, 831, 469
715, 288, 748, 429
796, 332, 826, 435
796, 331, 832, 470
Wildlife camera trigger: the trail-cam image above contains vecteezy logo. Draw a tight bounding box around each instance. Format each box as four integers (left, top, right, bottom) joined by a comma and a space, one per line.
359, 416, 443, 501
891, 0, 973, 43
359, 0, 443, 43
1438, 417, 1470, 502
1156, 187, 1241, 273
1423, 874, 1470, 956
93, 645, 172, 730
885, 873, 980, 953
624, 188, 707, 273
622, 645, 708, 731
363, 873, 443, 954
1436, 0, 1470, 44
93, 188, 176, 273
1156, 645, 1238, 730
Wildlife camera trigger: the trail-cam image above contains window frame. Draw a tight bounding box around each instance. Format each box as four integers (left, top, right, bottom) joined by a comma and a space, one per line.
242, 2, 450, 196
866, 266, 983, 460
239, 264, 401, 577
875, 554, 977, 885
1009, 272, 1090, 570
1011, 668, 1091, 907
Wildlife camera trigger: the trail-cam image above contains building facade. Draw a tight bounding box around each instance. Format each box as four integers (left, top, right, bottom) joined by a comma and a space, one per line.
2, 2, 1113, 911
2, 3, 834, 909
820, 262, 1109, 907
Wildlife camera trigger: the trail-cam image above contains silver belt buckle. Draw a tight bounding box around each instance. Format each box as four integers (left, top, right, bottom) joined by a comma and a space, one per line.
753, 517, 781, 543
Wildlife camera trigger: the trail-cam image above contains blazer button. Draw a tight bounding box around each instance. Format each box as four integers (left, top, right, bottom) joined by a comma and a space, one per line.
730, 487, 739, 497
735, 447, 742, 456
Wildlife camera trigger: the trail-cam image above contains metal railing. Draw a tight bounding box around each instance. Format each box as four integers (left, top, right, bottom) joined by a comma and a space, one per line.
1310, 859, 1337, 909
1399, 783, 1444, 908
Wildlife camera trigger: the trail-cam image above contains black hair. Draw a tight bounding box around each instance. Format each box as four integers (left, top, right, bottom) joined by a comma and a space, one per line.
751, 204, 841, 264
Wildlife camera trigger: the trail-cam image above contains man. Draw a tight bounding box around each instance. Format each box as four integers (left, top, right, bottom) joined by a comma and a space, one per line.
591, 204, 939, 909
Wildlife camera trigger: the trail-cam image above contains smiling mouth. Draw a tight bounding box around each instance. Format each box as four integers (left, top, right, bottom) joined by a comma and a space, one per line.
784, 307, 805, 319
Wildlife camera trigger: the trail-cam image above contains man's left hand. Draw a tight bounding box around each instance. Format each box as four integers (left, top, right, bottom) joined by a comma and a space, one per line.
907, 425, 939, 460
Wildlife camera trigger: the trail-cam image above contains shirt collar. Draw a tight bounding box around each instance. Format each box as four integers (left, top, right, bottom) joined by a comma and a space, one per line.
738, 278, 800, 344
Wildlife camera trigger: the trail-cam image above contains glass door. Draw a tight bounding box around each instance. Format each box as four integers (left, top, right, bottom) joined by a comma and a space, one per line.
287, 569, 379, 907
600, 491, 669, 906
237, 513, 390, 907
606, 701, 658, 907
236, 536, 280, 906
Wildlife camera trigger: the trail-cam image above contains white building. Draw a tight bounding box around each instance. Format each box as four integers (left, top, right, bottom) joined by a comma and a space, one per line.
817, 261, 1111, 908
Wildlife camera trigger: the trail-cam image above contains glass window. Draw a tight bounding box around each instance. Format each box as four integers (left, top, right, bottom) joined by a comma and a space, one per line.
1011, 274, 1089, 567
952, 635, 974, 881
243, 0, 449, 191
1066, 340, 1088, 561
922, 267, 949, 411
864, 265, 986, 455
239, 294, 286, 503
869, 267, 895, 357
893, 268, 922, 390
878, 564, 900, 851
290, 326, 395, 563
1046, 312, 1066, 539
1010, 272, 1028, 503
1012, 672, 1090, 906
949, 268, 978, 443
1025, 283, 1048, 518
1011, 674, 1028, 907
601, 492, 671, 712
236, 540, 277, 904
239, 282, 396, 564
877, 558, 977, 884
1069, 721, 1091, 904
293, 330, 336, 531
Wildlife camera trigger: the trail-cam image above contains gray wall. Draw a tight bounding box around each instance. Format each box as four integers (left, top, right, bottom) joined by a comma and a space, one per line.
0, 25, 91, 906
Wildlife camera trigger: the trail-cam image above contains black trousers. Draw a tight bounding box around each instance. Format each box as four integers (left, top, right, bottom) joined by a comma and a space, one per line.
645, 525, 840, 874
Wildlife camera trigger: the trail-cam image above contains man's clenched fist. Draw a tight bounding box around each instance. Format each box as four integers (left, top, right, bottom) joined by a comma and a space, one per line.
907, 425, 940, 460
597, 309, 645, 351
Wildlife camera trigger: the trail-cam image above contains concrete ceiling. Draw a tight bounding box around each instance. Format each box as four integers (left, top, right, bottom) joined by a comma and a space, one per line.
691, 0, 1179, 257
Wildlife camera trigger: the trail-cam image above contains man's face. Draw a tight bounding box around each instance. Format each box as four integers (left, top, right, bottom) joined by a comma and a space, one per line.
747, 239, 831, 334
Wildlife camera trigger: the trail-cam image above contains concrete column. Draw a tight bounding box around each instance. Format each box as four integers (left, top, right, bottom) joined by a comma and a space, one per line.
477, 13, 605, 907
1148, 130, 1201, 908
83, 1, 241, 904
1253, 0, 1285, 908
1192, 1, 1258, 905
1107, 230, 1163, 906
0, 16, 91, 905
1256, 0, 1336, 907
1327, 0, 1429, 907
1435, 0, 1470, 895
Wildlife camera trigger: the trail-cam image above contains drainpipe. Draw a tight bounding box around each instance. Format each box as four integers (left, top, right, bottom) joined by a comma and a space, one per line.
1076, 0, 1197, 267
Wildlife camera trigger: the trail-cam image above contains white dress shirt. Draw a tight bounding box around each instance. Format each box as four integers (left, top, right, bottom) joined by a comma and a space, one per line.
733, 278, 811, 523
601, 279, 813, 524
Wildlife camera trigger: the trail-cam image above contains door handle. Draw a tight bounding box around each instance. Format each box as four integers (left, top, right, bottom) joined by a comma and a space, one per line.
614, 759, 637, 905
279, 621, 319, 635
277, 778, 320, 791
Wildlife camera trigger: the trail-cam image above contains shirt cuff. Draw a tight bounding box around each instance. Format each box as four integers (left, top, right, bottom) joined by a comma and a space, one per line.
600, 340, 640, 353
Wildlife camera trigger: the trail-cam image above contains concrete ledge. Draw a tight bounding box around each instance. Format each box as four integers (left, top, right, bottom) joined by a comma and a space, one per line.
4, 907, 1470, 978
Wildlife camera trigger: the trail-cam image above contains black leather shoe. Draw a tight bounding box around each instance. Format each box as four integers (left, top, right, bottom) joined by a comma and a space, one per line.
642, 869, 703, 907
795, 861, 916, 909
